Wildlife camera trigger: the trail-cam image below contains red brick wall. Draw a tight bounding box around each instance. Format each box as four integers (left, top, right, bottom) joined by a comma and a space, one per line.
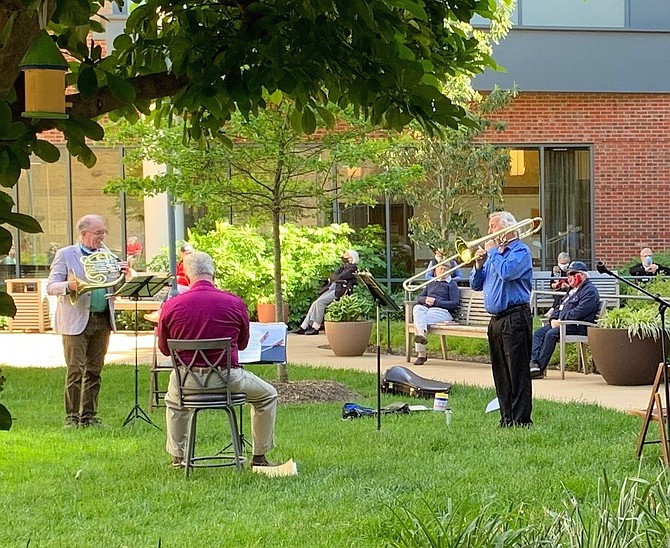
480, 92, 670, 266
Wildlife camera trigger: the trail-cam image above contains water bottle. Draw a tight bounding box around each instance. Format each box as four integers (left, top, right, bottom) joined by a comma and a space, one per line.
444, 406, 452, 426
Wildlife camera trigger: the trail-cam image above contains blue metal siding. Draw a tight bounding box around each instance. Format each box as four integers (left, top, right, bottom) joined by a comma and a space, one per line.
473, 29, 670, 93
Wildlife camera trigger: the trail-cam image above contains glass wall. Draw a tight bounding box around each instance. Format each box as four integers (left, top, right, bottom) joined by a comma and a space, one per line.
6, 147, 149, 284
543, 147, 592, 265
16, 156, 68, 278
470, 146, 593, 269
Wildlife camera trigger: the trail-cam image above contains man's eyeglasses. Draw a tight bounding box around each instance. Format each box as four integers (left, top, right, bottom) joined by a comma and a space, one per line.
85, 230, 108, 236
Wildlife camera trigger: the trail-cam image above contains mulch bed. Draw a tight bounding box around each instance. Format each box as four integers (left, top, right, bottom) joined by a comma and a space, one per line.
272, 380, 360, 404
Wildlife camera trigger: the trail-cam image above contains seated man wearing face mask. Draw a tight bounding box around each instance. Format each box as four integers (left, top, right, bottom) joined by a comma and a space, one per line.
529, 261, 600, 379
629, 247, 670, 281
545, 251, 571, 317
412, 263, 460, 365
294, 249, 359, 335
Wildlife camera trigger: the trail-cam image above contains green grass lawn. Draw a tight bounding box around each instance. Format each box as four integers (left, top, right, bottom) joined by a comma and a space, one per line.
0, 363, 667, 547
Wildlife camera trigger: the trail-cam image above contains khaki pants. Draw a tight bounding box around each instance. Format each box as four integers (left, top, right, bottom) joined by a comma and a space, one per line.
165, 367, 277, 458
62, 313, 111, 421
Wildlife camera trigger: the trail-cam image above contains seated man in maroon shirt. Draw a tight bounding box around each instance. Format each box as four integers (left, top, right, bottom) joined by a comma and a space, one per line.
158, 251, 278, 468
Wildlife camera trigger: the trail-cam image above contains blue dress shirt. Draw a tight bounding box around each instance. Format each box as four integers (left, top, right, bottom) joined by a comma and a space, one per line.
470, 239, 533, 315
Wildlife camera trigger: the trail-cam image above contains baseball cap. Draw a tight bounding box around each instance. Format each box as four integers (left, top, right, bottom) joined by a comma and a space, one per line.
567, 261, 588, 275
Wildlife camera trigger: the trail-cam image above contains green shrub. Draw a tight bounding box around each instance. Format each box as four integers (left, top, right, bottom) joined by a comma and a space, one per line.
147, 222, 387, 326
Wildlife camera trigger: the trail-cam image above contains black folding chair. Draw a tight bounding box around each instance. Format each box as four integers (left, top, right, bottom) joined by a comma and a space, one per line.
167, 338, 247, 477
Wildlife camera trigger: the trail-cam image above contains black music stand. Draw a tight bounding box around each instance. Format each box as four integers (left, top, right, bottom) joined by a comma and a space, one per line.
597, 262, 670, 461
355, 271, 400, 430
114, 274, 172, 428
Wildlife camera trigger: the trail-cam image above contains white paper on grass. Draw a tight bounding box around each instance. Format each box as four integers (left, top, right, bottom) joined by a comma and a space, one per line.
485, 397, 500, 414
238, 322, 287, 364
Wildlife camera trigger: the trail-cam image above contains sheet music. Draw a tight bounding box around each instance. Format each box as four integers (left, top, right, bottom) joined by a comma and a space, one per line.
238, 322, 287, 364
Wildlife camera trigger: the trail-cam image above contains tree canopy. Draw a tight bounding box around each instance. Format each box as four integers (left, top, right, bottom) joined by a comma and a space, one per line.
0, 0, 512, 316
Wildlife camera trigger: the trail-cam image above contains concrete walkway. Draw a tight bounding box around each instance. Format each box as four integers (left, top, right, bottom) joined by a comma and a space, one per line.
0, 330, 655, 413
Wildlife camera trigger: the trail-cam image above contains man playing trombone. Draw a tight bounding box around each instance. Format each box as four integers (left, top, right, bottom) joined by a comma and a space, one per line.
47, 214, 129, 428
470, 211, 534, 427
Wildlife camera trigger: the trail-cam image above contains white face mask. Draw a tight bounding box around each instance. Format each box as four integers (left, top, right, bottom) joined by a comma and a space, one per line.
558, 263, 569, 271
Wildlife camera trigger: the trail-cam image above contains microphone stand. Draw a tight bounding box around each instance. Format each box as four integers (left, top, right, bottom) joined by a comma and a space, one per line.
597, 261, 670, 457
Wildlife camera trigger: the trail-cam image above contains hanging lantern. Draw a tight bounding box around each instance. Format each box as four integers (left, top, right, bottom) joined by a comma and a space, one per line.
19, 31, 69, 119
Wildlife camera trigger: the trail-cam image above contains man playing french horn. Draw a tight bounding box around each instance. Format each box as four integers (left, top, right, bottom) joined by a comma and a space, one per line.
47, 214, 129, 428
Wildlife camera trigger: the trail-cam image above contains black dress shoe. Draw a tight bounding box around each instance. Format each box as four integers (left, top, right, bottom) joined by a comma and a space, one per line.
414, 356, 427, 365
530, 369, 545, 380
292, 327, 306, 334
304, 327, 319, 335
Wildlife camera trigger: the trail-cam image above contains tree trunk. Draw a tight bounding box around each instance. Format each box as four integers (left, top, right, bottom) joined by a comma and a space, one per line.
272, 210, 288, 382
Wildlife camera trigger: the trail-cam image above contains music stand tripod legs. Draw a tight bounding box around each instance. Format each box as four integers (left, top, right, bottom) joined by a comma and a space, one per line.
122, 296, 159, 429
114, 273, 171, 428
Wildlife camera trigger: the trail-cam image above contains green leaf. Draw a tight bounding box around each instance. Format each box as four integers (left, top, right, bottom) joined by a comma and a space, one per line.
0, 102, 11, 134
71, 117, 105, 141
301, 107, 317, 134
33, 140, 61, 163
0, 226, 12, 254
316, 106, 335, 129
289, 107, 302, 133
0, 403, 11, 430
4, 211, 42, 233
4, 122, 26, 141
107, 73, 136, 104
0, 292, 17, 321
77, 66, 99, 99
0, 151, 20, 188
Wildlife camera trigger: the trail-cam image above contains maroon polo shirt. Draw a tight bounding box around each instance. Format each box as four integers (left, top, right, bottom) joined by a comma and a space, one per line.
157, 279, 250, 367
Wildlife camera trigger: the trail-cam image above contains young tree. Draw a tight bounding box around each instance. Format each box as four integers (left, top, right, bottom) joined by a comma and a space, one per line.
354, 87, 517, 254
106, 98, 412, 321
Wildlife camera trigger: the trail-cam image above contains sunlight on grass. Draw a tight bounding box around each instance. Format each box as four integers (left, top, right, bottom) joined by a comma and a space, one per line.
0, 364, 667, 546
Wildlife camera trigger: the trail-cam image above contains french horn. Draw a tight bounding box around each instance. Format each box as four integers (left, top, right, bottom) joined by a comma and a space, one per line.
68, 243, 125, 304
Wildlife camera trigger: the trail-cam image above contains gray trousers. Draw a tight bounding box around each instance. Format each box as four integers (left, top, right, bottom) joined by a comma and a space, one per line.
62, 313, 111, 421
300, 289, 337, 329
165, 367, 278, 458
412, 305, 453, 353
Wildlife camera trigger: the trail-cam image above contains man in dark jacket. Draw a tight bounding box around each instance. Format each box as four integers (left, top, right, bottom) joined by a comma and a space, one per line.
412, 263, 460, 365
629, 247, 670, 281
294, 249, 359, 335
530, 261, 600, 379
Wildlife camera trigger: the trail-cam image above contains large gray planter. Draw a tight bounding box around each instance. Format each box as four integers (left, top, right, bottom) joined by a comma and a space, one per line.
324, 320, 373, 357
587, 327, 663, 386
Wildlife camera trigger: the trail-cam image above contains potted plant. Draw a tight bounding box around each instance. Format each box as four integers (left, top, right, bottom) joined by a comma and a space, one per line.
324, 293, 374, 357
256, 296, 289, 323
588, 306, 669, 385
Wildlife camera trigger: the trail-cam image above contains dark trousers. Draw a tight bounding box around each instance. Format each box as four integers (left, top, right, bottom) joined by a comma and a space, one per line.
487, 306, 533, 427
531, 324, 583, 371
62, 313, 111, 421
531, 325, 559, 370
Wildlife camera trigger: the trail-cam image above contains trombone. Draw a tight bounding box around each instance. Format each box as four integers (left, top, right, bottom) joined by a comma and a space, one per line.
67, 243, 125, 304
403, 217, 543, 293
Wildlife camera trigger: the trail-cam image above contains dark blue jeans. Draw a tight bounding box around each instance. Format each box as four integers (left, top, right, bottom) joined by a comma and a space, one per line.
531, 324, 583, 370
531, 325, 558, 370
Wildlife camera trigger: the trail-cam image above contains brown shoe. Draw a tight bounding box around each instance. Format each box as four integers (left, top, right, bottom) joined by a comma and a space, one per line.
171, 456, 184, 468
414, 335, 427, 345
414, 356, 427, 365
251, 455, 277, 467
